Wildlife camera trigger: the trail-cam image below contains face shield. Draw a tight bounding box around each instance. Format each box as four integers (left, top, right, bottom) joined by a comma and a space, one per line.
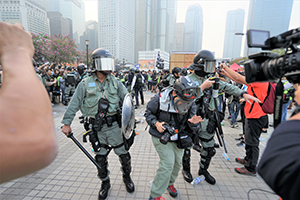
204, 59, 216, 73
94, 57, 115, 71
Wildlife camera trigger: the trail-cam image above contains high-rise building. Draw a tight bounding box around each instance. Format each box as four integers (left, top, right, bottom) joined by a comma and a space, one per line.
135, 0, 178, 63
175, 23, 184, 51
183, 4, 203, 52
47, 11, 71, 37
98, 0, 135, 64
245, 0, 294, 56
154, 0, 177, 53
223, 9, 245, 59
0, 0, 50, 35
29, 0, 49, 11
135, 0, 155, 52
80, 20, 98, 52
49, 0, 85, 48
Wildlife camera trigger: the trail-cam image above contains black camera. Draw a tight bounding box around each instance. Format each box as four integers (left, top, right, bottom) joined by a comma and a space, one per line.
160, 124, 176, 145
244, 28, 300, 84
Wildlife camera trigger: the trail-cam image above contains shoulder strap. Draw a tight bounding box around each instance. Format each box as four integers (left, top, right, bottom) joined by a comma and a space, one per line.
172, 113, 188, 132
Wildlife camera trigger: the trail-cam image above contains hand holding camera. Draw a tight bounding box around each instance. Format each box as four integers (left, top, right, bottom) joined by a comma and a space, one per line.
160, 123, 177, 145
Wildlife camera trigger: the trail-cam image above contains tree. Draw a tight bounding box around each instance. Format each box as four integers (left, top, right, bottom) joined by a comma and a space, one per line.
50, 34, 78, 65
32, 33, 80, 65
32, 33, 52, 64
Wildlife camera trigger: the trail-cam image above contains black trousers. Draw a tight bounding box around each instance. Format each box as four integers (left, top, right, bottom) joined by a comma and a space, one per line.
244, 115, 268, 172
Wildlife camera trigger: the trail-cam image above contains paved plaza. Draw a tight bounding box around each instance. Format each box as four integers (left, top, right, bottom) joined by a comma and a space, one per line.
0, 90, 284, 200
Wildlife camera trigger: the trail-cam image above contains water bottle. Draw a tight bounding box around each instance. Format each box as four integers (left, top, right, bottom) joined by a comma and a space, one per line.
149, 180, 153, 188
223, 153, 229, 161
191, 175, 205, 185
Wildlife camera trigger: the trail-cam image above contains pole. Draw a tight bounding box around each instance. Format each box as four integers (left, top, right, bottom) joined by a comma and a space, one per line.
67, 132, 101, 169
86, 44, 89, 68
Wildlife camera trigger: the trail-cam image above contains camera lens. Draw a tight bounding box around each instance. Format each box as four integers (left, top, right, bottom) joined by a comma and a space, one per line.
160, 132, 171, 144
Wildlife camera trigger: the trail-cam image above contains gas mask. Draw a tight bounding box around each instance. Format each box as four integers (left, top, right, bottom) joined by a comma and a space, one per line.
172, 92, 193, 115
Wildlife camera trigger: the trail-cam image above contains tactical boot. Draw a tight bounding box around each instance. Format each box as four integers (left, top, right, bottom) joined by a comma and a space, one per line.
119, 153, 135, 193
123, 174, 135, 193
198, 168, 216, 185
182, 149, 193, 183
98, 179, 111, 200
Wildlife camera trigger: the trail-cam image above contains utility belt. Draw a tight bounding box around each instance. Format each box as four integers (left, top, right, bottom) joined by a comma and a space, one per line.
89, 114, 119, 128
66, 83, 75, 87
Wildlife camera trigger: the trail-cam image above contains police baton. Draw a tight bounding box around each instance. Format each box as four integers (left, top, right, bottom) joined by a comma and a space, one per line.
210, 76, 228, 153
67, 132, 101, 170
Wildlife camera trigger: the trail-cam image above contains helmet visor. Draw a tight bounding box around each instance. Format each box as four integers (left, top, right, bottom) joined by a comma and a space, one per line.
181, 87, 201, 100
95, 57, 115, 71
204, 60, 216, 73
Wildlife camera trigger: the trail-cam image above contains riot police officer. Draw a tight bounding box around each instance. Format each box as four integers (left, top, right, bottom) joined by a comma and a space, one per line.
145, 76, 204, 199
63, 67, 77, 106
61, 48, 134, 200
182, 50, 259, 185
168, 67, 181, 86
181, 68, 188, 76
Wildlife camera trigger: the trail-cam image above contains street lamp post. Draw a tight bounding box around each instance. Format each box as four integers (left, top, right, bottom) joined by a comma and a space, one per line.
85, 40, 89, 68
123, 58, 125, 68
235, 32, 249, 57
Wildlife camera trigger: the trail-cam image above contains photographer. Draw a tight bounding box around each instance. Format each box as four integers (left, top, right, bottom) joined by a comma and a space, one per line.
219, 63, 268, 176
144, 76, 203, 200
257, 83, 300, 200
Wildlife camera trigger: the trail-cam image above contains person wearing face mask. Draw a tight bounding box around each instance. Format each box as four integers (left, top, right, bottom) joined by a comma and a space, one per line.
181, 50, 260, 185
61, 48, 134, 200
144, 76, 205, 200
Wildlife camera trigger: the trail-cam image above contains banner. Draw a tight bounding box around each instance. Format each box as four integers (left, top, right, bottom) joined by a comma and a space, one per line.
138, 60, 155, 70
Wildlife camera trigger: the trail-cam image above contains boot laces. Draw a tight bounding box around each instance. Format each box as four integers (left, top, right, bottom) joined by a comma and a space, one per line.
168, 185, 176, 193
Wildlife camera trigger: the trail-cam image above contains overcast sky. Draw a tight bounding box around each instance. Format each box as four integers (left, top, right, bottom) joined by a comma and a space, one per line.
82, 0, 300, 58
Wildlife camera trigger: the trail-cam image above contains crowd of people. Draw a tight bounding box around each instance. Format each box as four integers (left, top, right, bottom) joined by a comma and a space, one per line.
0, 22, 299, 200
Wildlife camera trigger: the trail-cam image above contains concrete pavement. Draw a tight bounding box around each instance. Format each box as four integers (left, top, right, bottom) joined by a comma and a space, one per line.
0, 90, 284, 200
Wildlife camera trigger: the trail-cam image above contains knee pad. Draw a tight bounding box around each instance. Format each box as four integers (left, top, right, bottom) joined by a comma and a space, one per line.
201, 147, 216, 158
95, 155, 107, 166
95, 155, 108, 179
119, 153, 131, 165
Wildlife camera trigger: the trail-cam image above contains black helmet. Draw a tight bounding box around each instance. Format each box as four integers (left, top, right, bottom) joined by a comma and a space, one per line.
91, 48, 115, 72
77, 64, 85, 75
193, 50, 216, 73
181, 68, 188, 76
135, 69, 140, 73
172, 67, 181, 75
173, 76, 200, 102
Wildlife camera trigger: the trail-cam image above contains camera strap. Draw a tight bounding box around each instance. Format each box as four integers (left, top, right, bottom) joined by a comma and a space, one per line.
273, 80, 284, 128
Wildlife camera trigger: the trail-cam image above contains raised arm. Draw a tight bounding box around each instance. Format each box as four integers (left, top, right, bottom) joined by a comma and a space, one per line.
0, 22, 58, 183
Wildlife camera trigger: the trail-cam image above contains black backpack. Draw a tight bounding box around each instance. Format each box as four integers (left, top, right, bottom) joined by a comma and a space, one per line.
66, 73, 76, 86
134, 74, 143, 89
